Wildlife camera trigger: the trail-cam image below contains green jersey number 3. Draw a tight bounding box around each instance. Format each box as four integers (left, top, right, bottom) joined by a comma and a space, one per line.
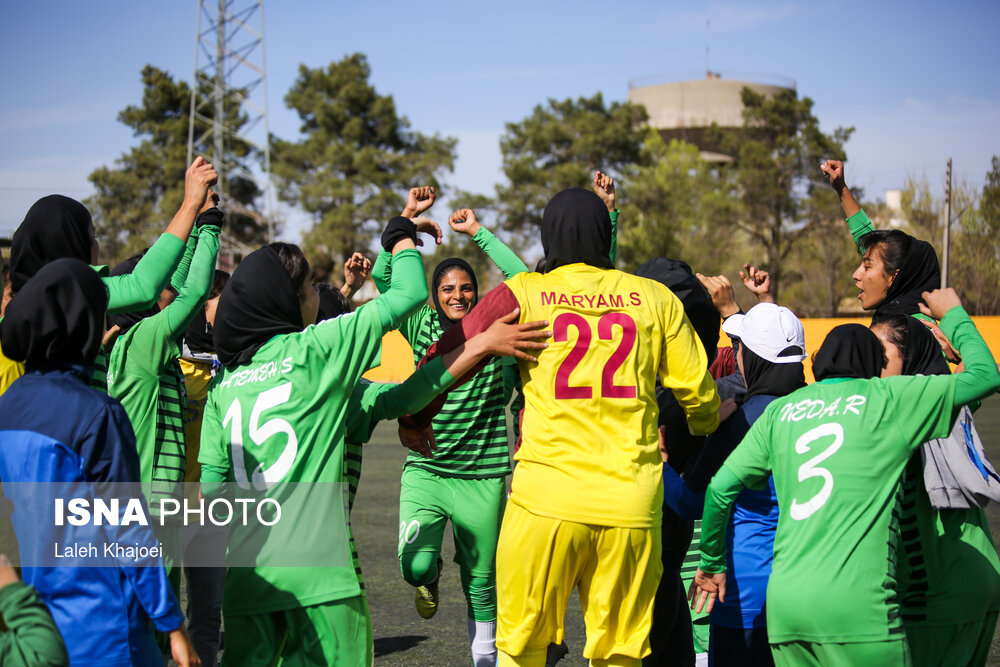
223, 382, 299, 490
789, 422, 844, 521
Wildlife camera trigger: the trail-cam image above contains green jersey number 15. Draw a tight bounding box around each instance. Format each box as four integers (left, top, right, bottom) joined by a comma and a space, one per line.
223, 382, 298, 490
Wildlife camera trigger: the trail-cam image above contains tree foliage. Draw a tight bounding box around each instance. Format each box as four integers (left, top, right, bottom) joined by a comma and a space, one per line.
718, 88, 853, 302
893, 163, 999, 314
87, 65, 269, 262
617, 135, 740, 274
271, 54, 456, 276
495, 93, 648, 233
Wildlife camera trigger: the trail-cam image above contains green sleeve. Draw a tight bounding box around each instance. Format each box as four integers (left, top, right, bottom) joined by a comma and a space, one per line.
0, 581, 70, 667
163, 226, 219, 335
364, 356, 455, 423
371, 248, 391, 295
609, 209, 619, 265
938, 306, 1000, 406
200, 463, 229, 498
101, 233, 185, 314
169, 225, 200, 292
698, 465, 744, 573
887, 306, 1000, 447
370, 248, 428, 344
371, 249, 428, 331
471, 226, 528, 279
197, 386, 229, 471
846, 209, 875, 255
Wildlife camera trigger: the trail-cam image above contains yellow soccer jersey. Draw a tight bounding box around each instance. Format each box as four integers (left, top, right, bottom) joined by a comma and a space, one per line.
486, 264, 719, 528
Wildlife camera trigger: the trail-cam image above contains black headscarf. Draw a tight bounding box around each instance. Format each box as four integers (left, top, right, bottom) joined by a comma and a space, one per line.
813, 324, 884, 381
9, 195, 93, 292
636, 257, 719, 366
106, 252, 171, 335
431, 258, 478, 332
875, 238, 940, 319
741, 344, 806, 401
213, 246, 303, 368
184, 310, 215, 354
540, 188, 613, 272
0, 258, 107, 366
315, 284, 353, 323
898, 315, 951, 377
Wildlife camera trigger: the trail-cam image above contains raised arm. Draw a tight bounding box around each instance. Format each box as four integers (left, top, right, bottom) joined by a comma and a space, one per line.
448, 209, 528, 278
102, 159, 218, 314
340, 252, 372, 299
821, 159, 871, 253
163, 216, 221, 336
371, 218, 428, 330
593, 171, 619, 265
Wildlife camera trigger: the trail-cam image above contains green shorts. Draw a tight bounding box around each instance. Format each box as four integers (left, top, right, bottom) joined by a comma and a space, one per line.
771, 638, 910, 667
398, 466, 505, 576
221, 595, 372, 667
906, 611, 999, 667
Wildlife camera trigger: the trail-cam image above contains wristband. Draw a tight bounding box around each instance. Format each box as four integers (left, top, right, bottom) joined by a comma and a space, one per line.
195, 207, 224, 230
381, 216, 417, 251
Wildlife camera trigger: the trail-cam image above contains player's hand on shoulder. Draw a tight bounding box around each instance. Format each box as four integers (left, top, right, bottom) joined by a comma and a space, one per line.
919, 288, 962, 322
477, 308, 549, 362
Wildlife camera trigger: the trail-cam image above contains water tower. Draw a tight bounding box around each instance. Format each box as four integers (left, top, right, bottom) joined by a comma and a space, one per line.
627, 71, 797, 162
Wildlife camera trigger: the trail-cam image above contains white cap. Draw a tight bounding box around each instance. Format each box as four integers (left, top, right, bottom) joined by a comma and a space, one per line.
721, 303, 806, 364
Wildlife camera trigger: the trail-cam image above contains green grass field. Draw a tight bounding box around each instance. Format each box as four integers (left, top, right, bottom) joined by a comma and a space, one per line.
353, 394, 1000, 666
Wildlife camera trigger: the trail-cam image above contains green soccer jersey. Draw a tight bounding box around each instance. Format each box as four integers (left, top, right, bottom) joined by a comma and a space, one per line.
897, 454, 1000, 627
107, 227, 219, 502
340, 356, 458, 588
198, 249, 426, 614
700, 306, 1000, 644
372, 225, 528, 479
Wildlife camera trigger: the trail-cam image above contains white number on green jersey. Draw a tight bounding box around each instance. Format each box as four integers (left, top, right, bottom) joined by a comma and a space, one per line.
789, 422, 844, 521
223, 382, 298, 490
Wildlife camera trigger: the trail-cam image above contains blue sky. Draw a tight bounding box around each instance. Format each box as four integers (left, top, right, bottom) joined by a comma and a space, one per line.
1, 0, 998, 242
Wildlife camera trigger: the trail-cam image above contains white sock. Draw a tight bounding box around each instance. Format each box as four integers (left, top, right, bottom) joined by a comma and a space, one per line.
468, 616, 497, 667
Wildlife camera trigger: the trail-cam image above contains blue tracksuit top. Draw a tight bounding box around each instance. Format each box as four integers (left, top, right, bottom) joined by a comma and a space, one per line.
0, 366, 184, 667
663, 393, 780, 629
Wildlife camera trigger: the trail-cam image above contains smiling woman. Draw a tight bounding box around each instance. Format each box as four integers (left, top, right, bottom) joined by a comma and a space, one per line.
433, 259, 478, 326
370, 190, 529, 667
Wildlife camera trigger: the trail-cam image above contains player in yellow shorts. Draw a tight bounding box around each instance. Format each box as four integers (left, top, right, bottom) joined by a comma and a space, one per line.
406, 186, 720, 666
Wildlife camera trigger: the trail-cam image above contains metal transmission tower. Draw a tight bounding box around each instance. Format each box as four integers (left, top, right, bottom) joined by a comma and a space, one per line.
187, 0, 274, 245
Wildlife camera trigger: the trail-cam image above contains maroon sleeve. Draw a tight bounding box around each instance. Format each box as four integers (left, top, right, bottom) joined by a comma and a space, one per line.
400, 283, 522, 429
709, 346, 735, 380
